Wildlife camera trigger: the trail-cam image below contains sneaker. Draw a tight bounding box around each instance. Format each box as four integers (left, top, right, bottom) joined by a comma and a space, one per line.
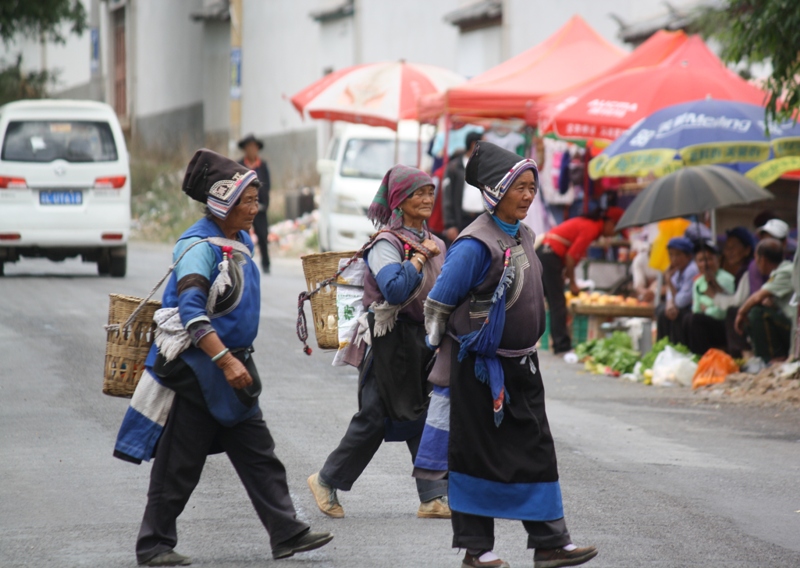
461, 551, 510, 568
533, 546, 598, 568
307, 472, 344, 518
272, 528, 333, 559
417, 496, 451, 519
139, 550, 191, 566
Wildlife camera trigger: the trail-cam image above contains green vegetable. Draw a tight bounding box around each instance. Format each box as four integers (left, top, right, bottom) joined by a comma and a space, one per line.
640, 337, 694, 371
574, 332, 640, 375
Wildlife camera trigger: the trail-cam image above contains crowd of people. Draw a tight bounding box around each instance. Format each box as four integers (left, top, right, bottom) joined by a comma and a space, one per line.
653, 215, 795, 363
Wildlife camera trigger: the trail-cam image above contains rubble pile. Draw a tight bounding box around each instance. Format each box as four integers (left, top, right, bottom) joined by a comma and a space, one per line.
695, 361, 800, 407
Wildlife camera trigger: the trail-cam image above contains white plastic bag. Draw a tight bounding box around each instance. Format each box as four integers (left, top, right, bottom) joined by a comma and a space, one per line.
651, 345, 697, 387
331, 284, 365, 367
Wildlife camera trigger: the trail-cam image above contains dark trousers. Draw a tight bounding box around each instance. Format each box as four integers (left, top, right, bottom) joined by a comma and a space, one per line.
656, 303, 691, 346
725, 307, 751, 358
748, 305, 792, 361
452, 511, 571, 550
136, 396, 307, 564
686, 312, 728, 356
319, 374, 447, 502
537, 249, 571, 353
252, 211, 270, 271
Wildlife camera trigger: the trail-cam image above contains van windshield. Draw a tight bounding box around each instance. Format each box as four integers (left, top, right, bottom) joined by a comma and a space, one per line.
340, 139, 420, 178
1, 120, 118, 163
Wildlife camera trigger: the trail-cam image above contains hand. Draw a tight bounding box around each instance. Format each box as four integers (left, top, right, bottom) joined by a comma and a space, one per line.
734, 309, 747, 335
444, 227, 459, 242
665, 303, 679, 321
761, 296, 775, 307
420, 238, 441, 257
569, 281, 581, 296
218, 353, 253, 390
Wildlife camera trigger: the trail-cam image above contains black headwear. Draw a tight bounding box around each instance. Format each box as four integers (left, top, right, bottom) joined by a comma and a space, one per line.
182, 148, 259, 218
465, 141, 538, 213
237, 133, 264, 150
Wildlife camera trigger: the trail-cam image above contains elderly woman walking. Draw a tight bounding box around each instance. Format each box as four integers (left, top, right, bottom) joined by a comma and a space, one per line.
307, 165, 451, 520
423, 142, 597, 568
116, 150, 331, 566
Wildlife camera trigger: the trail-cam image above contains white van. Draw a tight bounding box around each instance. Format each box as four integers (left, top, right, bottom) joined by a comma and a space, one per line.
0, 99, 131, 276
316, 122, 433, 252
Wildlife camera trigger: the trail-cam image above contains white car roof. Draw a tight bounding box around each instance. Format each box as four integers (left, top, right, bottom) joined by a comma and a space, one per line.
337, 121, 432, 142
0, 99, 117, 120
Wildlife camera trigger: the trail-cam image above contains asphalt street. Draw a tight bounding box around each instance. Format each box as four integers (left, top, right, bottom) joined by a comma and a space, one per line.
2, 241, 800, 568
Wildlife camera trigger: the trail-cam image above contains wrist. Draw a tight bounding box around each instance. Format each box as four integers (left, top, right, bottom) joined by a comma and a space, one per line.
211, 347, 230, 364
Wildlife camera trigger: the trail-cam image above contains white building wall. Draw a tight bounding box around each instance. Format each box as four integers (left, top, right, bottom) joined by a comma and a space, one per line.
133, 0, 204, 118
456, 26, 502, 79
319, 17, 354, 74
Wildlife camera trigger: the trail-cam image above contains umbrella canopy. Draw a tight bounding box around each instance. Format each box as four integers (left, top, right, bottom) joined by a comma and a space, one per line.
417, 15, 625, 121
290, 61, 464, 130
540, 36, 766, 142
616, 165, 774, 230
589, 99, 800, 179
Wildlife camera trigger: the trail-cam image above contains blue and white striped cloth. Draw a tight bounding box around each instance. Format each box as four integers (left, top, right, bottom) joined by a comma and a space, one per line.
413, 385, 450, 472
114, 369, 175, 464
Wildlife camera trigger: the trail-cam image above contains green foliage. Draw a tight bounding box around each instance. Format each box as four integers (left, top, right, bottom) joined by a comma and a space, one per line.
697, 0, 800, 123
0, 0, 87, 44
0, 55, 55, 106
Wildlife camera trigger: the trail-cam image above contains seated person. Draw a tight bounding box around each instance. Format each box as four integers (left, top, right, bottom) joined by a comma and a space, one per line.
656, 237, 698, 346
631, 224, 661, 303
735, 238, 794, 362
721, 227, 755, 286
746, 218, 788, 295
685, 240, 735, 356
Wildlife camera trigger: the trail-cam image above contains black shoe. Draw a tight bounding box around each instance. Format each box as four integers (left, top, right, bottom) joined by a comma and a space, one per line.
139, 550, 191, 566
272, 528, 333, 559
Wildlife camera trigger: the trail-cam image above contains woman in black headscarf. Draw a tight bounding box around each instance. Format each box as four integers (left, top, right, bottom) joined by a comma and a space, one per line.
423, 141, 597, 568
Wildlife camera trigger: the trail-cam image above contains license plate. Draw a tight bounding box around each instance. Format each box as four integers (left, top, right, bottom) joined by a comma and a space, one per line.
39, 190, 83, 205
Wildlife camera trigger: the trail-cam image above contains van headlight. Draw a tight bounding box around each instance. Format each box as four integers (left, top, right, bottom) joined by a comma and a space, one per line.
333, 195, 364, 216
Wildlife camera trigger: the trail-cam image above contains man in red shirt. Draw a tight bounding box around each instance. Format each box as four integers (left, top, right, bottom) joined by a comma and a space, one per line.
537, 207, 625, 353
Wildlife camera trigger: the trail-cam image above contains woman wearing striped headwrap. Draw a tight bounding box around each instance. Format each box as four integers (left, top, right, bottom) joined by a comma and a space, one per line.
421, 142, 597, 568
307, 165, 452, 521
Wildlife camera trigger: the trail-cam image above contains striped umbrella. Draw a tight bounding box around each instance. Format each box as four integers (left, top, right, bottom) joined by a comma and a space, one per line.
290, 61, 464, 130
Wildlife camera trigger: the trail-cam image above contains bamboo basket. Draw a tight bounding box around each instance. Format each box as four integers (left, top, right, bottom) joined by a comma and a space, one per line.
103, 293, 162, 397
301, 250, 358, 349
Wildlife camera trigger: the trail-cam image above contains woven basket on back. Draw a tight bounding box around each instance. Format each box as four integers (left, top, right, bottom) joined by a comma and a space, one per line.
103, 293, 162, 397
301, 250, 358, 349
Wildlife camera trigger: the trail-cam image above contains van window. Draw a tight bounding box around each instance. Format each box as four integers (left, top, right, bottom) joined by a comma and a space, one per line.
340, 138, 419, 179
1, 120, 118, 163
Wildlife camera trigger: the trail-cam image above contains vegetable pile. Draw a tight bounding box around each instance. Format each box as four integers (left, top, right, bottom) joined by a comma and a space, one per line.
574, 332, 641, 375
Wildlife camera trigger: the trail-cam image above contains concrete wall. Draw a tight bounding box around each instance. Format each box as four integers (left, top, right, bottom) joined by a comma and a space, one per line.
201, 20, 231, 152
456, 26, 502, 79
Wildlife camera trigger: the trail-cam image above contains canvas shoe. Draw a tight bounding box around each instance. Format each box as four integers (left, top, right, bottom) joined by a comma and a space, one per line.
461, 551, 510, 568
272, 528, 333, 559
417, 496, 452, 518
307, 472, 344, 518
139, 550, 191, 566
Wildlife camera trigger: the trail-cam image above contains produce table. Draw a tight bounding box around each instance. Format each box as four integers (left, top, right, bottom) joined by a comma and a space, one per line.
570, 303, 655, 318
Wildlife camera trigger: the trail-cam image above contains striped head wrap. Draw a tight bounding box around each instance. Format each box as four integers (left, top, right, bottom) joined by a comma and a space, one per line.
465, 141, 539, 214
367, 165, 434, 228
182, 148, 260, 220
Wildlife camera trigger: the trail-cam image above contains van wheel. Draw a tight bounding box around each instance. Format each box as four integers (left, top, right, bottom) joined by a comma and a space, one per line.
0, 262, 4, 276
97, 258, 110, 275
110, 249, 127, 277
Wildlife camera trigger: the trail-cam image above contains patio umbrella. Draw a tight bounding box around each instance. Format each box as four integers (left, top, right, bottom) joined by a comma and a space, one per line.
615, 165, 774, 230
589, 99, 800, 180
290, 61, 464, 130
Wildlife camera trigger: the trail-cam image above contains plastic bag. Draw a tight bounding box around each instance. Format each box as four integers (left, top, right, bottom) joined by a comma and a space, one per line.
692, 348, 739, 389
331, 284, 365, 367
651, 345, 697, 387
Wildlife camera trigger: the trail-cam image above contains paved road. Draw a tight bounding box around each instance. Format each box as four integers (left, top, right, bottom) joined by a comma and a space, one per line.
2, 242, 800, 568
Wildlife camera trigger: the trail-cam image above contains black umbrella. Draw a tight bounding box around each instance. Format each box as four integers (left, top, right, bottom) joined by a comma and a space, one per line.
616, 165, 775, 230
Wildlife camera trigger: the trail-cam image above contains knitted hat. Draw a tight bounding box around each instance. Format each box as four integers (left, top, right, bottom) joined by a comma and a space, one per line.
465, 141, 538, 213
182, 149, 259, 219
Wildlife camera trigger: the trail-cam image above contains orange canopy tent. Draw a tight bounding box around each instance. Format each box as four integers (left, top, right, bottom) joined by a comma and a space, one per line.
417, 15, 626, 122
539, 35, 767, 142
529, 29, 689, 126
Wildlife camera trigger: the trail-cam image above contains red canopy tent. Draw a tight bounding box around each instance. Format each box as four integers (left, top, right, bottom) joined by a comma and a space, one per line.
539, 35, 767, 142
529, 29, 689, 126
417, 15, 626, 122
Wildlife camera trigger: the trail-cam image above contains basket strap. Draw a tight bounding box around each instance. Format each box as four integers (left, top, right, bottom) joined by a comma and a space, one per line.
108, 236, 247, 332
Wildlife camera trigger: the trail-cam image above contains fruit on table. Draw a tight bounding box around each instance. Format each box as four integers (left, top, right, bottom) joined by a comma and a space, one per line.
564, 291, 649, 307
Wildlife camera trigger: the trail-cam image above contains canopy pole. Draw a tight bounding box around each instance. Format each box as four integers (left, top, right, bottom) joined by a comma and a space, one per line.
417, 120, 422, 168
441, 114, 452, 186
394, 126, 400, 164
710, 208, 717, 239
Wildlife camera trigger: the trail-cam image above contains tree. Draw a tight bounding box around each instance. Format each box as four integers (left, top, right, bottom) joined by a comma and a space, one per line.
698, 0, 800, 123
0, 55, 55, 105
0, 0, 87, 44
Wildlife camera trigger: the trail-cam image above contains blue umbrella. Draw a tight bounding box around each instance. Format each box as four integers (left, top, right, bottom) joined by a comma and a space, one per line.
589, 99, 800, 184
